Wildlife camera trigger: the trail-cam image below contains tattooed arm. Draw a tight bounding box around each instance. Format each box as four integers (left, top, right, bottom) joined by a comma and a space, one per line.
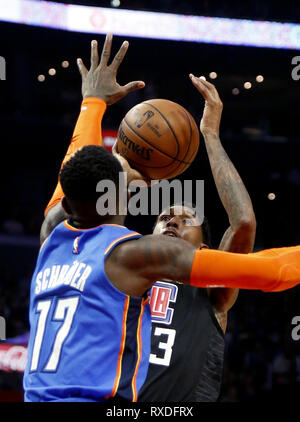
105, 236, 300, 298
106, 234, 196, 297
189, 75, 256, 331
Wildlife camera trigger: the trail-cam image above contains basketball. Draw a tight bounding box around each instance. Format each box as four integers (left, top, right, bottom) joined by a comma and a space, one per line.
117, 99, 200, 180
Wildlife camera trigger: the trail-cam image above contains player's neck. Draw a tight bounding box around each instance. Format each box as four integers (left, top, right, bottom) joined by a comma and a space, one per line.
69, 215, 125, 229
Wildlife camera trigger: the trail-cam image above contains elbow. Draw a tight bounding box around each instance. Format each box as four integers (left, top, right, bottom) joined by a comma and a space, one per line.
231, 217, 257, 252
235, 215, 257, 235
40, 218, 53, 245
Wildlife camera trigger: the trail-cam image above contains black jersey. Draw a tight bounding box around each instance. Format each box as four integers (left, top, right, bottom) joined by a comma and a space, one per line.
138, 281, 225, 402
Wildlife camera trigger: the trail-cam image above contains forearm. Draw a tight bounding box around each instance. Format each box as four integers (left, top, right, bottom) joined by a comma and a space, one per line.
190, 246, 300, 292
62, 97, 106, 160
44, 97, 106, 216
40, 203, 66, 244
203, 132, 256, 237
203, 132, 256, 311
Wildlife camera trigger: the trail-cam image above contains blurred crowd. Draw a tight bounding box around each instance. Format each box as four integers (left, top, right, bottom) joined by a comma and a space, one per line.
0, 205, 41, 237
221, 289, 300, 401
0, 265, 31, 338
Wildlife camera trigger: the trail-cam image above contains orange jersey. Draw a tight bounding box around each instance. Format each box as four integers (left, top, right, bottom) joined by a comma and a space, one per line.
44, 97, 106, 216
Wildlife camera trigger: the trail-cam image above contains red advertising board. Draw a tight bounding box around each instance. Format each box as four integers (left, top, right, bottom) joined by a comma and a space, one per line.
0, 344, 27, 373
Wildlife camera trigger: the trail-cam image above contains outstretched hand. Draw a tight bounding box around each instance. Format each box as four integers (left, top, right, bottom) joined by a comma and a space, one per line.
77, 33, 145, 105
189, 74, 223, 136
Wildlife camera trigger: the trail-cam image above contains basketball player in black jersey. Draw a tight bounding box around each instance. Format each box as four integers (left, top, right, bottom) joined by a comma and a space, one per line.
135, 77, 257, 402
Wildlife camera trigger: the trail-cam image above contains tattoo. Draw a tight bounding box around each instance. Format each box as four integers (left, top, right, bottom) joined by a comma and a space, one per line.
107, 234, 196, 297
204, 134, 255, 253
137, 234, 195, 284
203, 133, 256, 313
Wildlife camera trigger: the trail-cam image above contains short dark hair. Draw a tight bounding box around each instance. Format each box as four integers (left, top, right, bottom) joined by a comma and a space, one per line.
60, 145, 123, 202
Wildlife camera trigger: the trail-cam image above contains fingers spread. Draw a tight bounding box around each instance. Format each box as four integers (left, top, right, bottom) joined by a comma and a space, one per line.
100, 33, 113, 67
77, 58, 88, 77
110, 40, 129, 72
90, 40, 99, 70
122, 80, 145, 94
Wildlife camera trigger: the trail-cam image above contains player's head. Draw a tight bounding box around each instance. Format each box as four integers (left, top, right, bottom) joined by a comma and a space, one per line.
153, 204, 211, 249
60, 145, 125, 225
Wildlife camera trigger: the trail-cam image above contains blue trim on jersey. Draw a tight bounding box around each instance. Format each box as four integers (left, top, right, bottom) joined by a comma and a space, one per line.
117, 297, 143, 400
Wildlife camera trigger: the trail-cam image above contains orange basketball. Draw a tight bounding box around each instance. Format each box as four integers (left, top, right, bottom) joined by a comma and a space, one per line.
117, 99, 200, 180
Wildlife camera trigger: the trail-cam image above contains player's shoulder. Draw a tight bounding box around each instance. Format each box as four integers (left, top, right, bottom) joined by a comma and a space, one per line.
105, 229, 143, 260
100, 223, 142, 242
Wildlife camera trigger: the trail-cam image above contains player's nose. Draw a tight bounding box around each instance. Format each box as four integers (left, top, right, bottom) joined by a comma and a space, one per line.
166, 216, 180, 229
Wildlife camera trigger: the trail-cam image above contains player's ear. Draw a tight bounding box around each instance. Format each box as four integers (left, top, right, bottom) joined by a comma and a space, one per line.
61, 197, 71, 215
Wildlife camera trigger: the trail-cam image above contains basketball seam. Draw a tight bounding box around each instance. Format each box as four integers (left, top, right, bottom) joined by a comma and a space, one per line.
181, 109, 194, 162
162, 111, 199, 178
161, 161, 186, 179
143, 102, 180, 160
126, 156, 181, 169
182, 110, 200, 164
161, 109, 194, 178
123, 117, 192, 165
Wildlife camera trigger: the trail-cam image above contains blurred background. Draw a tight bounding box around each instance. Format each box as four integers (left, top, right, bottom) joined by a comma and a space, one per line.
0, 0, 300, 402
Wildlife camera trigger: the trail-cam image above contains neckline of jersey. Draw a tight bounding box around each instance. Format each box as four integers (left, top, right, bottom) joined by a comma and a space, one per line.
63, 220, 127, 232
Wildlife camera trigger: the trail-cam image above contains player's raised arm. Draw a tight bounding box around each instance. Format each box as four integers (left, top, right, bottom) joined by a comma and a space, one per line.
190, 74, 256, 254
105, 235, 300, 297
189, 75, 256, 318
40, 34, 145, 244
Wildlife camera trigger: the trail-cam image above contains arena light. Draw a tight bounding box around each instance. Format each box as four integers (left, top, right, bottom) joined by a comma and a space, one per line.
244, 82, 252, 89
256, 75, 264, 82
111, 0, 120, 7
48, 68, 56, 76
0, 0, 299, 50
